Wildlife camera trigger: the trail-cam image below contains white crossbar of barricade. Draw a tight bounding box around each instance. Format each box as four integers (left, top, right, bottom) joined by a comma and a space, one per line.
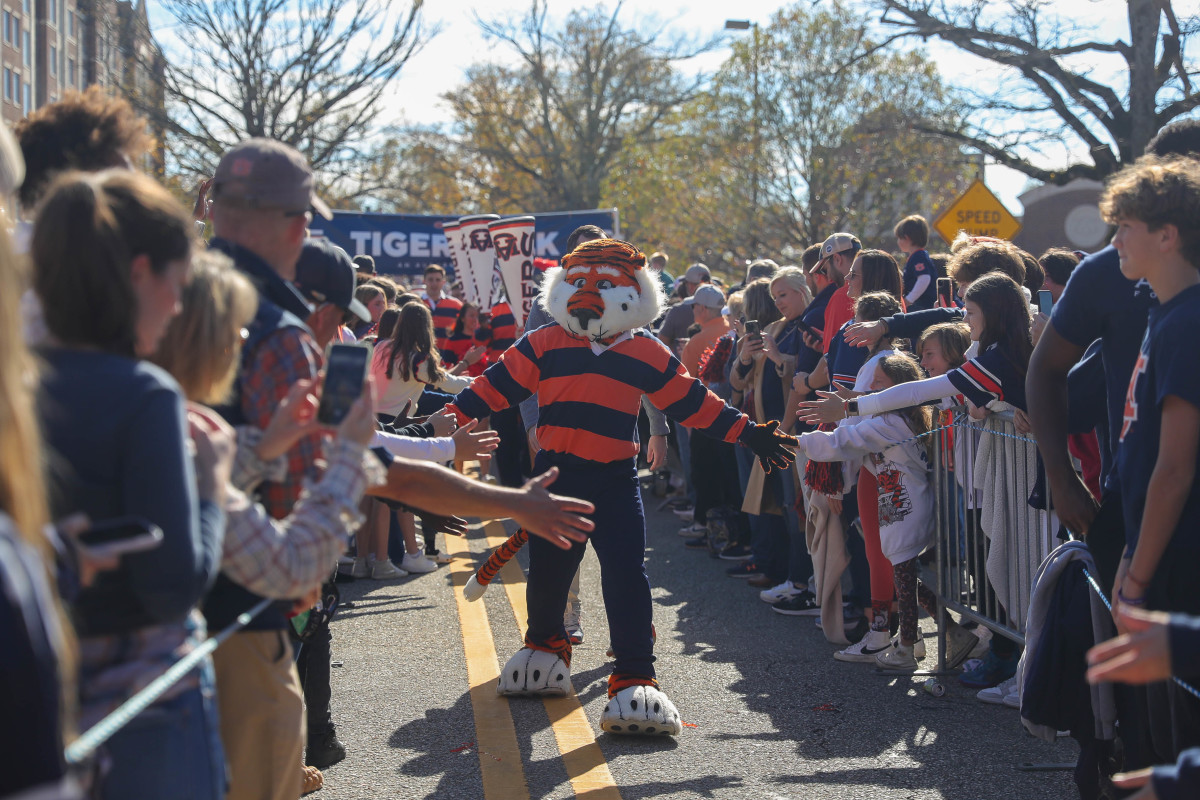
931, 407, 1056, 670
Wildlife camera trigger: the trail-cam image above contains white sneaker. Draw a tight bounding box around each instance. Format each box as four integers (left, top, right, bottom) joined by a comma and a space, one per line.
833, 628, 892, 663
370, 559, 407, 579
400, 552, 438, 574
350, 557, 372, 578
892, 634, 927, 660
759, 580, 803, 604
678, 522, 705, 538
977, 676, 1019, 706
875, 642, 918, 671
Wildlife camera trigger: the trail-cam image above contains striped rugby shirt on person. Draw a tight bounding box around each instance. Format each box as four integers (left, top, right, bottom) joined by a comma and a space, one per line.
422, 292, 463, 351
449, 323, 751, 466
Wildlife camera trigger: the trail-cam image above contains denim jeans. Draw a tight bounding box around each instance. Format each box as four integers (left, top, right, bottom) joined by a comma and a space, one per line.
735, 445, 788, 581
100, 659, 226, 800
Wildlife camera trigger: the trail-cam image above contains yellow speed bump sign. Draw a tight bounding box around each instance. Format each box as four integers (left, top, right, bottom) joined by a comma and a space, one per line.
933, 179, 1022, 244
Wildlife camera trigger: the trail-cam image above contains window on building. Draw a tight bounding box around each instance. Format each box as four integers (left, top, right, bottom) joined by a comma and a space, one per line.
23, 81, 30, 114
22, 0, 29, 16
14, 78, 20, 107
22, 30, 29, 66
4, 69, 11, 103
50, 45, 56, 77
3, 10, 11, 45
49, 0, 56, 25
67, 9, 73, 37
68, 57, 75, 86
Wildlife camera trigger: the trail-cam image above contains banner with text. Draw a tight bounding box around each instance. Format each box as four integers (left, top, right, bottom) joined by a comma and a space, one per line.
309, 208, 620, 279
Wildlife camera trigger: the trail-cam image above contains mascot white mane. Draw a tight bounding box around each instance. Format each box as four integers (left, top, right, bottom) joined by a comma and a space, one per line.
539, 238, 666, 343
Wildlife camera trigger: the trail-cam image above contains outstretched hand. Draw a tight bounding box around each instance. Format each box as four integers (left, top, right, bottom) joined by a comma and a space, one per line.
742, 420, 799, 474
417, 511, 469, 538
797, 387, 853, 425
511, 467, 595, 550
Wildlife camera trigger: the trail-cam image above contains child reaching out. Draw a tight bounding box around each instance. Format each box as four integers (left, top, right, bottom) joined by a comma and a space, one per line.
794, 353, 935, 669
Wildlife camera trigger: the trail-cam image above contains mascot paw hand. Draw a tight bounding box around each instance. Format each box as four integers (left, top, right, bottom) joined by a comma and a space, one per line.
743, 421, 798, 473
601, 684, 682, 736
497, 648, 571, 697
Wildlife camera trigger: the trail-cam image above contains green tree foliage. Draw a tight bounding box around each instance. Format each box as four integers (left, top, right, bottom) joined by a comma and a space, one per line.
440, 0, 716, 214
606, 1, 971, 270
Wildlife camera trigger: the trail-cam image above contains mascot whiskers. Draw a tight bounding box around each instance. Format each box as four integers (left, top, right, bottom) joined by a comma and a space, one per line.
447, 238, 797, 736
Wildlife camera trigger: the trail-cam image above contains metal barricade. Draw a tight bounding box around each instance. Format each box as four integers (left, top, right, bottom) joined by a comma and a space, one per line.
931, 406, 1056, 670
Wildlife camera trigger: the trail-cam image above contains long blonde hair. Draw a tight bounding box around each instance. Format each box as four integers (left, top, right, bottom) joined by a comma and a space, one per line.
151, 251, 258, 404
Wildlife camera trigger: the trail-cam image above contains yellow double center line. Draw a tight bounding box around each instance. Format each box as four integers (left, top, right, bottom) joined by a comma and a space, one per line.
445, 521, 622, 800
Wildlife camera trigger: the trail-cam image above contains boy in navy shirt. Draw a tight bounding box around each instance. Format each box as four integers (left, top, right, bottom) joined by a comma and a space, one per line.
1102, 156, 1200, 759
895, 215, 937, 311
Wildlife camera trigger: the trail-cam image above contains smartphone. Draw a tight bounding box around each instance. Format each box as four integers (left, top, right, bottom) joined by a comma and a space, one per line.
795, 319, 822, 343
744, 319, 761, 337
318, 342, 373, 426
1037, 289, 1054, 316
937, 277, 954, 307
76, 517, 163, 560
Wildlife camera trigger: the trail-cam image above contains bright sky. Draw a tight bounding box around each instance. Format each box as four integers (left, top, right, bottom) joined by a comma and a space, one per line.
150, 0, 1154, 213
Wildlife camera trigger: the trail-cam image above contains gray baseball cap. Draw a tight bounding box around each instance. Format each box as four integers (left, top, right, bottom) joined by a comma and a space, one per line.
212, 138, 332, 220
683, 284, 725, 309
683, 263, 711, 283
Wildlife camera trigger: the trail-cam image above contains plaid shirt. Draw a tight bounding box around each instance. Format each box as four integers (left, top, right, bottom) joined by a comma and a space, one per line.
221, 439, 377, 600
241, 326, 324, 520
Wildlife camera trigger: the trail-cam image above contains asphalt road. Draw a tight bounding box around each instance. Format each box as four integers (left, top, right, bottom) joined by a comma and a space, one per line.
317, 480, 1078, 800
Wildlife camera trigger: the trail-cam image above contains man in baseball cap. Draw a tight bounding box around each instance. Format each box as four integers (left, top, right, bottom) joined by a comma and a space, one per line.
294, 238, 372, 347
206, 138, 345, 798
814, 232, 862, 355
212, 137, 333, 221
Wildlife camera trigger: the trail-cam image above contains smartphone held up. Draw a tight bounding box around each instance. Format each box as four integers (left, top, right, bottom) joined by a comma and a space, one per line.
75, 516, 164, 560
318, 342, 373, 426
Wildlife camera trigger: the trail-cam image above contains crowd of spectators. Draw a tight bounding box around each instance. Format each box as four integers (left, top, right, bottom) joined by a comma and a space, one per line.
4, 85, 1200, 800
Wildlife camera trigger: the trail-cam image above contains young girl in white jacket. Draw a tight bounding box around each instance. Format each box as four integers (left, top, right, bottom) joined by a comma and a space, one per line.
794, 353, 935, 669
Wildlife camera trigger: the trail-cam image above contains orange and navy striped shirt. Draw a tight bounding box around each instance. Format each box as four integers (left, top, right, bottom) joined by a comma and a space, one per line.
450, 324, 750, 465
487, 301, 517, 358
423, 293, 463, 351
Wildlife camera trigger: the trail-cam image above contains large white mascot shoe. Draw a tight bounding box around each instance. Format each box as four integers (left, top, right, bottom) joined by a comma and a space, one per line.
496, 648, 572, 697
600, 684, 682, 736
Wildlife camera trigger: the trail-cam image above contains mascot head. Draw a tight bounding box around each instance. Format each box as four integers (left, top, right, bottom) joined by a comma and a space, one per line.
541, 238, 666, 343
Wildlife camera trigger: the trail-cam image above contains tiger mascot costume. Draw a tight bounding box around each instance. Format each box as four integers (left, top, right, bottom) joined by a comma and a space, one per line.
446, 238, 796, 736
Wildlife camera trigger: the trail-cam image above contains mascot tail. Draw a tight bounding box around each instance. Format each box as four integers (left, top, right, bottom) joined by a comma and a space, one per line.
463, 528, 530, 601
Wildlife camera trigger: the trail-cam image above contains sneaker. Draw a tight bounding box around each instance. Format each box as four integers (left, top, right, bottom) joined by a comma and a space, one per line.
833, 628, 892, 662
430, 550, 454, 565
772, 591, 822, 616
875, 642, 918, 671
977, 675, 1019, 706
305, 730, 347, 769
371, 558, 408, 579
674, 509, 695, 522
566, 624, 584, 645
1002, 681, 1021, 709
759, 580, 803, 604
400, 552, 438, 574
945, 621, 981, 669
718, 544, 754, 561
678, 522, 705, 538
725, 562, 761, 579
892, 634, 927, 660
671, 502, 695, 518
959, 649, 1019, 689
683, 536, 709, 550
747, 574, 774, 588
350, 557, 372, 578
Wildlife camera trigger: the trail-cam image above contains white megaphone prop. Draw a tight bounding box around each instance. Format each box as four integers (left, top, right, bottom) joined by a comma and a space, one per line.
487, 216, 537, 329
